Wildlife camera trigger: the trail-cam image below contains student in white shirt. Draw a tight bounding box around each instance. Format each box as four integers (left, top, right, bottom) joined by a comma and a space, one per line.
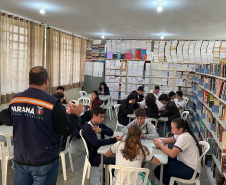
174, 91, 187, 114
149, 85, 162, 98
153, 118, 202, 185
106, 125, 160, 185
139, 93, 163, 110
169, 91, 176, 101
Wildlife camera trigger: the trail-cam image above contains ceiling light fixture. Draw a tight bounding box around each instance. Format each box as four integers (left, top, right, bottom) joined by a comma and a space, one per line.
101, 35, 105, 39
155, 1, 166, 12
39, 5, 46, 14
161, 35, 164, 39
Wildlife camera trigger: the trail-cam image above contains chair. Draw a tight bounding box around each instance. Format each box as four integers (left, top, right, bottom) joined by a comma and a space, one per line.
59, 135, 74, 181
183, 97, 189, 102
103, 96, 113, 120
0, 133, 14, 185
77, 97, 90, 106
80, 130, 91, 185
164, 91, 170, 94
108, 165, 150, 185
181, 111, 189, 120
114, 104, 124, 131
79, 91, 88, 97
169, 141, 210, 185
147, 118, 158, 130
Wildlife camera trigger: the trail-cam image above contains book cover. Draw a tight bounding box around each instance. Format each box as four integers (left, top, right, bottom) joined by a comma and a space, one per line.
221, 154, 226, 172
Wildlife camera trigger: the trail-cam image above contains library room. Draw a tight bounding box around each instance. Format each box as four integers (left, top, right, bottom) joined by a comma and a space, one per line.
0, 0, 226, 185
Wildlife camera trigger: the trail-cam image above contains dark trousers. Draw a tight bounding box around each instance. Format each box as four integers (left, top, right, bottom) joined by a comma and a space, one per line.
154, 157, 198, 185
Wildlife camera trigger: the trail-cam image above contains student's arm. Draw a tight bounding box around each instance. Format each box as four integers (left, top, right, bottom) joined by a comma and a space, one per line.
104, 87, 110, 95
63, 92, 69, 104
127, 103, 135, 114
105, 148, 114, 157
105, 141, 118, 157
145, 122, 159, 139
151, 156, 161, 166
159, 104, 171, 117
177, 106, 182, 110
99, 124, 114, 136
155, 143, 181, 158
162, 137, 176, 144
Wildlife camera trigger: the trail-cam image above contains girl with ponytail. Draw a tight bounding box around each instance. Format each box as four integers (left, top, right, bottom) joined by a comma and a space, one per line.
105, 125, 160, 184
153, 118, 202, 185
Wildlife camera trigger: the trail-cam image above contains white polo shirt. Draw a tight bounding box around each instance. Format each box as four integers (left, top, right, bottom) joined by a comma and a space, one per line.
174, 98, 187, 114
149, 89, 162, 98
110, 141, 154, 185
174, 132, 200, 172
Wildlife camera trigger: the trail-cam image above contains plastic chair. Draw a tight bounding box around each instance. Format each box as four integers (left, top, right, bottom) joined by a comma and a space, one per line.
114, 104, 124, 131
77, 97, 90, 106
79, 91, 88, 97
80, 130, 91, 185
164, 91, 170, 94
108, 165, 150, 185
183, 97, 189, 102
169, 141, 210, 185
103, 96, 113, 120
59, 135, 74, 181
0, 133, 14, 185
181, 111, 189, 120
147, 118, 158, 130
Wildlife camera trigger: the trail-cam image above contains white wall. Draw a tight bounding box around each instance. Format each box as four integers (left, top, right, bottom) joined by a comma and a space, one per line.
0, 87, 82, 111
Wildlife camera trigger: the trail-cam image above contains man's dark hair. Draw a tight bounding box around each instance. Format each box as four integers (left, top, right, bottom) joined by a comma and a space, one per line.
29, 66, 48, 85
158, 94, 169, 101
154, 85, 160, 89
52, 92, 64, 100
176, 90, 183, 98
57, 86, 64, 91
137, 86, 144, 92
169, 91, 176, 98
135, 108, 146, 117
91, 106, 105, 118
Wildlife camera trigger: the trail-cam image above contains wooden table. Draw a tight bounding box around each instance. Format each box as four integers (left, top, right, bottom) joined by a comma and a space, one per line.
97, 131, 168, 185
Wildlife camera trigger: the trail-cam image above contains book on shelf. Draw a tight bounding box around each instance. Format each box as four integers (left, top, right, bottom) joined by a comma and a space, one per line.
216, 80, 224, 97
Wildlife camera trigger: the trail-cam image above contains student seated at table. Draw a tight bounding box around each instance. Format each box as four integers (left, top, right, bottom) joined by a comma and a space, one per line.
174, 91, 187, 114
52, 92, 66, 110
106, 124, 160, 185
158, 94, 180, 131
56, 85, 69, 105
145, 95, 159, 120
122, 108, 159, 140
82, 106, 122, 185
169, 91, 176, 101
132, 86, 145, 102
153, 118, 202, 185
118, 93, 137, 126
98, 82, 110, 95
150, 85, 162, 98
139, 93, 163, 110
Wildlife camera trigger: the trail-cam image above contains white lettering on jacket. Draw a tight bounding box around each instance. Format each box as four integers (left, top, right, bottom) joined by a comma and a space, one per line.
11, 106, 35, 114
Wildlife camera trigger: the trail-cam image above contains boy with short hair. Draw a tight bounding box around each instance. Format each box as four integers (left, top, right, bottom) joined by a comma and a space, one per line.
82, 106, 122, 185
122, 108, 159, 140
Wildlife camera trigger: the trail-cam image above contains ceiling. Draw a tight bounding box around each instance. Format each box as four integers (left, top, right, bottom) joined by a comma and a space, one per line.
1, 0, 226, 40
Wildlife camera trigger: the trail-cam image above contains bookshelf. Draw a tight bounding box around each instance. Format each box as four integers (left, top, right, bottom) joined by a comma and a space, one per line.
189, 61, 226, 184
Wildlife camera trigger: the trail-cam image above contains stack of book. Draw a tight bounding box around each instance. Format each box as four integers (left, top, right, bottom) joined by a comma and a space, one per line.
189, 41, 196, 63
183, 41, 190, 62
177, 40, 184, 62
171, 40, 178, 62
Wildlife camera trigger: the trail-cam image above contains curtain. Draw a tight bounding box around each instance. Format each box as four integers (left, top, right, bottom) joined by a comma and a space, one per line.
0, 13, 31, 104
72, 37, 81, 87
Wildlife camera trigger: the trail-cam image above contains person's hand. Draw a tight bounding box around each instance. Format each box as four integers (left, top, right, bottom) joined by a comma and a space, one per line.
129, 100, 133, 103
69, 103, 83, 116
92, 126, 102, 133
115, 136, 123, 141
140, 134, 144, 139
98, 91, 101, 93
158, 113, 161, 116
159, 107, 165, 110
153, 139, 162, 149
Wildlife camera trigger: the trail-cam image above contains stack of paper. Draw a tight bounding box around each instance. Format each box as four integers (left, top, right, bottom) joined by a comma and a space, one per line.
147, 40, 152, 50
153, 41, 160, 62
156, 63, 163, 70
177, 41, 184, 62
181, 64, 187, 71
168, 71, 174, 77
136, 40, 141, 48
151, 77, 157, 84
116, 40, 121, 53
169, 63, 174, 69
189, 41, 195, 63
151, 63, 157, 70
131, 40, 136, 49
168, 79, 174, 85
162, 78, 167, 85
115, 60, 121, 69
141, 40, 147, 49
146, 49, 152, 60
138, 61, 145, 76
133, 61, 138, 76
187, 64, 195, 71
183, 41, 190, 62
126, 40, 131, 53
213, 40, 221, 63
159, 41, 166, 62
145, 63, 150, 76
121, 40, 126, 54
113, 92, 119, 99
201, 41, 208, 63
110, 60, 115, 68
151, 70, 157, 77
106, 60, 111, 68
106, 40, 112, 52
161, 70, 168, 77
121, 84, 126, 91
171, 40, 178, 62
162, 63, 169, 70
120, 92, 125, 100
113, 83, 119, 91
144, 78, 149, 84
111, 40, 117, 53
165, 41, 172, 62
207, 41, 214, 63
128, 61, 133, 75
176, 64, 182, 70
195, 40, 202, 63
220, 41, 226, 60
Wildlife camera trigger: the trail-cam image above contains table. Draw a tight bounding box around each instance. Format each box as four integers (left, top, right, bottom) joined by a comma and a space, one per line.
0, 125, 13, 136
158, 117, 168, 137
97, 131, 168, 185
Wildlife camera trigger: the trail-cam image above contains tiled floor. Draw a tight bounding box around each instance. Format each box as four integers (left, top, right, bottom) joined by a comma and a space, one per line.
1, 113, 210, 185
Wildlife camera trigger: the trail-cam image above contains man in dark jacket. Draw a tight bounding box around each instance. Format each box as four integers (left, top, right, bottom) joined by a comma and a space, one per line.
158, 94, 181, 131
82, 106, 121, 185
7, 66, 83, 185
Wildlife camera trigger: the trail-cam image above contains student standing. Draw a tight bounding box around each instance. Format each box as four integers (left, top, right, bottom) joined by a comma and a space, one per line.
122, 108, 159, 140
106, 124, 160, 185
153, 118, 202, 185
82, 107, 122, 185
